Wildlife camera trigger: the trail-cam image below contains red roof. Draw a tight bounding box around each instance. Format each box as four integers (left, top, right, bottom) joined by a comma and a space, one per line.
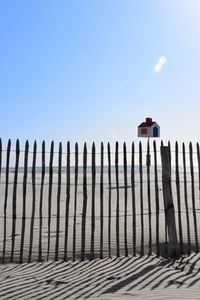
138, 118, 155, 128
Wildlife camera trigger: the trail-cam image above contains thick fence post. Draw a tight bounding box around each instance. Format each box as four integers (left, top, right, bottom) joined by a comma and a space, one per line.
161, 146, 178, 257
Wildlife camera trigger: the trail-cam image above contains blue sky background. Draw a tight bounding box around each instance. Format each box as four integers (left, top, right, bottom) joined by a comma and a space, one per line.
1, 0, 200, 149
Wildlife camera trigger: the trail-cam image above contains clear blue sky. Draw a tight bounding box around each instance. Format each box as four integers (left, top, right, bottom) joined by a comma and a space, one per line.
1, 0, 200, 148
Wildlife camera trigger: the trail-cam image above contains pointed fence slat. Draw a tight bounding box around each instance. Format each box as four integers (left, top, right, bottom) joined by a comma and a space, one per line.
107, 143, 111, 258
55, 142, 62, 261
131, 142, 136, 256
182, 143, 191, 255
90, 142, 96, 260
2, 139, 11, 263
123, 143, 128, 257
189, 142, 199, 252
139, 142, 144, 256
81, 143, 87, 261
73, 143, 78, 261
28, 141, 37, 263
153, 141, 160, 256
64, 141, 70, 261
100, 142, 104, 259
0, 139, 2, 180
47, 141, 54, 261
38, 141, 45, 262
11, 140, 20, 262
197, 143, 200, 202
20, 140, 29, 263
115, 142, 120, 257
147, 141, 152, 255
175, 142, 183, 254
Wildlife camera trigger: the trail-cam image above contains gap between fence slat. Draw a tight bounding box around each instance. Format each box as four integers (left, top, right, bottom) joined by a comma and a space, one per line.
189, 142, 199, 252
2, 139, 11, 263
28, 141, 37, 263
55, 142, 62, 261
182, 142, 191, 255
11, 140, 20, 262
139, 142, 144, 256
47, 141, 54, 261
19, 140, 29, 263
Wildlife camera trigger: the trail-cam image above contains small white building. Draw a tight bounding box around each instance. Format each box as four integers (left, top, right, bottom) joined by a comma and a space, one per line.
138, 118, 160, 138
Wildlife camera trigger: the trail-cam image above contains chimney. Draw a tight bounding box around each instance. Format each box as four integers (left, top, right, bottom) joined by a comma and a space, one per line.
146, 118, 152, 125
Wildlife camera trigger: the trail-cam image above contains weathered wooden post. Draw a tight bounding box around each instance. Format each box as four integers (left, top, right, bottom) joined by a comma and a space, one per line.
161, 145, 178, 257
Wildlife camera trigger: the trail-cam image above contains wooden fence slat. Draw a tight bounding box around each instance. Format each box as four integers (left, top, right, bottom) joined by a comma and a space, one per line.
90, 142, 96, 260
2, 139, 11, 263
64, 141, 70, 261
168, 141, 171, 175
139, 142, 144, 256
55, 142, 62, 261
189, 142, 199, 252
182, 143, 191, 255
47, 141, 54, 261
20, 140, 29, 263
81, 143, 87, 261
38, 141, 45, 262
0, 139, 2, 180
0, 139, 1, 260
115, 142, 120, 257
28, 141, 37, 263
72, 143, 78, 261
123, 142, 128, 257
197, 143, 200, 202
100, 142, 104, 259
107, 143, 111, 258
131, 142, 136, 256
153, 141, 160, 256
175, 141, 183, 254
147, 141, 152, 255
11, 139, 20, 262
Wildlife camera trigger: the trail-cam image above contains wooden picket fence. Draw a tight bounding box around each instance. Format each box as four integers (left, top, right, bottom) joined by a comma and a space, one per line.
0, 139, 200, 264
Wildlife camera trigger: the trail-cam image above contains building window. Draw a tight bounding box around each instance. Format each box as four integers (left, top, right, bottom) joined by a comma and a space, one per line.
141, 128, 147, 134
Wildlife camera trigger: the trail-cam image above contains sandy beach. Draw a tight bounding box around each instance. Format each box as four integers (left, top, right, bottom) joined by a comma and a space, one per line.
1, 253, 200, 299
1, 149, 200, 299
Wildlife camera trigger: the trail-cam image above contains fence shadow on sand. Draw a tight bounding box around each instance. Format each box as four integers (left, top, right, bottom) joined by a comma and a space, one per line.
1, 254, 200, 299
